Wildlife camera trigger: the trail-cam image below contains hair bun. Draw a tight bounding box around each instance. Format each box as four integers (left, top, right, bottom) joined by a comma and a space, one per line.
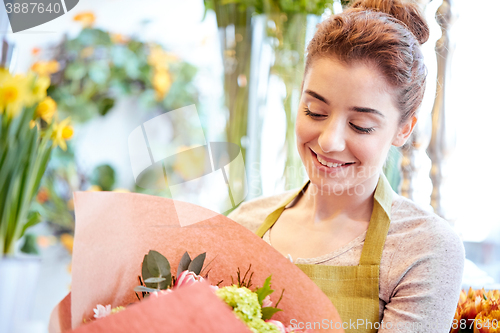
350, 0, 429, 44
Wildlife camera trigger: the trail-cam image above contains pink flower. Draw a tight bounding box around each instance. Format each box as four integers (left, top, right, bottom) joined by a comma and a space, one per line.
151, 289, 173, 297
262, 295, 273, 308
267, 320, 286, 333
175, 270, 205, 289
93, 304, 111, 319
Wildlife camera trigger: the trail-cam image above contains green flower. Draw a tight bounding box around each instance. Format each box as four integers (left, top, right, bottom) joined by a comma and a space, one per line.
216, 286, 280, 333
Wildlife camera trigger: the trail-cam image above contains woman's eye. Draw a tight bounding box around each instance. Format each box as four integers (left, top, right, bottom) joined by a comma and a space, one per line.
350, 122, 375, 134
304, 107, 326, 119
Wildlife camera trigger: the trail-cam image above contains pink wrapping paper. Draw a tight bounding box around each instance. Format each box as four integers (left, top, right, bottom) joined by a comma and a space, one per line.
55, 191, 343, 332
69, 282, 251, 333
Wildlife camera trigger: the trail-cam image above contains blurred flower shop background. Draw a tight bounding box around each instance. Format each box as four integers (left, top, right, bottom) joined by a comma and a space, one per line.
1, 0, 499, 332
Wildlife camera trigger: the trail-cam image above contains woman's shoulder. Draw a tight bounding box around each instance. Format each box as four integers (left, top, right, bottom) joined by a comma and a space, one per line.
227, 189, 297, 233
388, 193, 464, 260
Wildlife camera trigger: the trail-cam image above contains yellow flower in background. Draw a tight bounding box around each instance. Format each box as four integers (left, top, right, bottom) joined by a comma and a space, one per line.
73, 11, 95, 28
112, 188, 130, 193
171, 145, 207, 181
60, 233, 74, 254
31, 60, 60, 77
87, 185, 102, 191
152, 69, 171, 101
148, 46, 169, 70
0, 67, 10, 84
147, 45, 177, 70
0, 72, 30, 118
28, 74, 51, 105
51, 117, 73, 151
36, 96, 57, 123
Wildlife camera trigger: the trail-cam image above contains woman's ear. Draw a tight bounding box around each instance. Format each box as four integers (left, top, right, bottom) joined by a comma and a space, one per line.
392, 116, 417, 147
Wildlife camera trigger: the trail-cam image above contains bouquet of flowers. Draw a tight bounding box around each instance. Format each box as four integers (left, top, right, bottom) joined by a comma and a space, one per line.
49, 191, 344, 332
90, 250, 308, 332
450, 288, 500, 333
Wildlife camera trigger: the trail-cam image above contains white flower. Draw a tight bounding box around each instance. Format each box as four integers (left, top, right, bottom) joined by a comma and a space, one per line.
93, 304, 111, 319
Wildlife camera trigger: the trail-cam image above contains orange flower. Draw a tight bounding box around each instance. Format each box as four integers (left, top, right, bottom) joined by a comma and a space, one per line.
36, 187, 49, 203
73, 11, 95, 28
111, 33, 128, 44
452, 288, 500, 333
60, 233, 74, 254
31, 60, 60, 77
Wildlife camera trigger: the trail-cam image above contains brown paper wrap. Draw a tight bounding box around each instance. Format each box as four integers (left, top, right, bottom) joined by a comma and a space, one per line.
50, 191, 343, 332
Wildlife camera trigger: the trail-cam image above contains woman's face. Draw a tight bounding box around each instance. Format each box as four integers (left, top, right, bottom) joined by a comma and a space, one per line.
296, 57, 414, 194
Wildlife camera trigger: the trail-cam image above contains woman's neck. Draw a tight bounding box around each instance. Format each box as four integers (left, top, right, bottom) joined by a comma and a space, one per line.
299, 173, 380, 225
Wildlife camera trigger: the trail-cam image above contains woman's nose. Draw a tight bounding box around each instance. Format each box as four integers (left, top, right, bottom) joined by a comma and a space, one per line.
318, 118, 346, 153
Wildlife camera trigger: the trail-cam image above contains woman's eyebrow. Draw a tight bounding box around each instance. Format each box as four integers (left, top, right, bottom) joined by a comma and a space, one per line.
350, 106, 385, 118
305, 89, 330, 105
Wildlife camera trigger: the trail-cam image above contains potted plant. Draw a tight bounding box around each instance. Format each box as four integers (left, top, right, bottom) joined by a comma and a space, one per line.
0, 67, 73, 332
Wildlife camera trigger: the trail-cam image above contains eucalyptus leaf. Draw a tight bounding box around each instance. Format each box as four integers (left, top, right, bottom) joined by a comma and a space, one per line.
134, 285, 161, 293
141, 254, 154, 288
177, 251, 192, 277
146, 250, 172, 289
188, 252, 206, 275
144, 277, 166, 283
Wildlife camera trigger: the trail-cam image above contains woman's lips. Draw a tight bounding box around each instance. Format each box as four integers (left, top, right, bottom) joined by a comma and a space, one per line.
309, 148, 354, 171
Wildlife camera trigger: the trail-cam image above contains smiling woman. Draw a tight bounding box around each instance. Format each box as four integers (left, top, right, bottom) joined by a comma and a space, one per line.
228, 0, 465, 332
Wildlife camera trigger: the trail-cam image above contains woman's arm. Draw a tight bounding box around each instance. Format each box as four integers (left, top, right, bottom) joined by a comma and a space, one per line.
379, 217, 465, 332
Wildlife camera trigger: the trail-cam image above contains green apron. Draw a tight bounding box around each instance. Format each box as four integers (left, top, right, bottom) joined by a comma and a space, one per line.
256, 174, 393, 333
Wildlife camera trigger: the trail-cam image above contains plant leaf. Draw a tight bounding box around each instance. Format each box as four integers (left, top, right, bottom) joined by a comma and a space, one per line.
141, 254, 154, 288
255, 275, 273, 305
188, 252, 206, 275
144, 277, 166, 283
177, 251, 191, 278
133, 285, 161, 293
146, 250, 172, 289
261, 307, 282, 321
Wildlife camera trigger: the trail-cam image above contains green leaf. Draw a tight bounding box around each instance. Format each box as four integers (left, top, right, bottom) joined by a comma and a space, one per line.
134, 285, 161, 293
89, 62, 110, 85
144, 277, 166, 283
20, 211, 42, 236
255, 275, 274, 305
65, 62, 87, 81
146, 250, 172, 289
261, 307, 282, 321
141, 254, 154, 288
20, 233, 39, 255
97, 97, 115, 116
188, 252, 206, 275
177, 251, 191, 277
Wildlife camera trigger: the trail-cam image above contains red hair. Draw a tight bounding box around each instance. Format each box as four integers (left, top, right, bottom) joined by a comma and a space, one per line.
305, 0, 429, 124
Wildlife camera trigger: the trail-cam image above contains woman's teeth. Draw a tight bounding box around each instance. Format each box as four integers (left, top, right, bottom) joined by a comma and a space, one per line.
316, 155, 349, 168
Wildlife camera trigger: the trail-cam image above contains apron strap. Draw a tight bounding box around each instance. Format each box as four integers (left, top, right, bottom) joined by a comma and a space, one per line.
359, 174, 392, 266
255, 182, 308, 238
